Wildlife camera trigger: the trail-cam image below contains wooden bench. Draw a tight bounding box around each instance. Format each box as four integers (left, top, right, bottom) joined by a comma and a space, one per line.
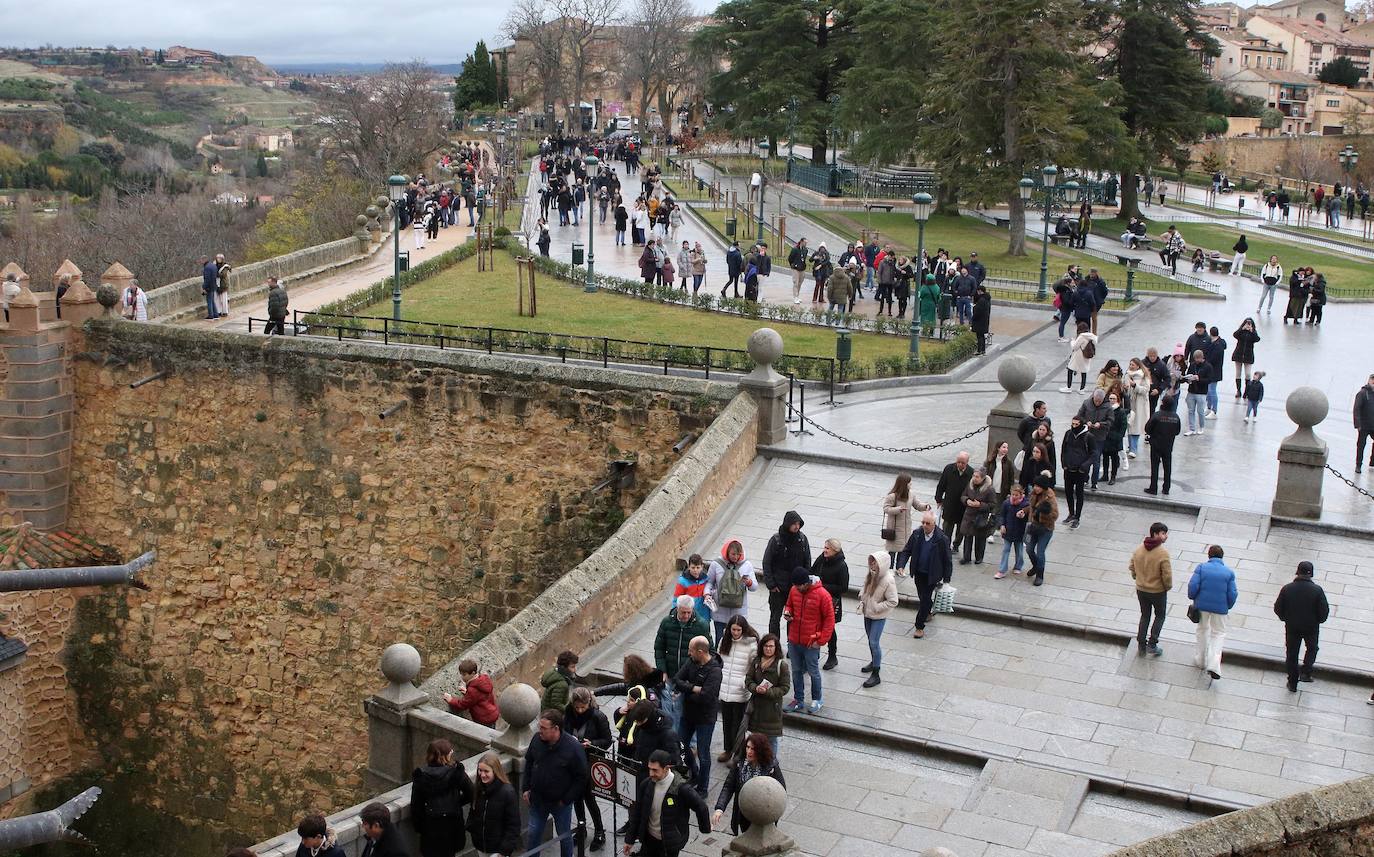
1134, 237, 1154, 251
992, 215, 1011, 229
864, 203, 895, 213
1049, 233, 1072, 246
1206, 253, 1232, 274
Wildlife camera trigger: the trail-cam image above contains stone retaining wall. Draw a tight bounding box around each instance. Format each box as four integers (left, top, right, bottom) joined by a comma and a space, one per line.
421, 390, 759, 695
145, 236, 365, 321
1109, 774, 1374, 856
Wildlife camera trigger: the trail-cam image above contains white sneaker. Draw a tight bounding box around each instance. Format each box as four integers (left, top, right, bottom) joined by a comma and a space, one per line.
1196, 429, 1204, 435
1127, 451, 1137, 459
1243, 416, 1249, 423
1122, 460, 1129, 471
1060, 387, 1073, 393
794, 298, 801, 304
1183, 430, 1195, 437
1057, 338, 1069, 343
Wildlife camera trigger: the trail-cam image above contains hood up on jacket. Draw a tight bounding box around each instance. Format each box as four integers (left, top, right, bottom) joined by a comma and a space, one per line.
867, 552, 889, 578
779, 510, 805, 535
719, 539, 746, 563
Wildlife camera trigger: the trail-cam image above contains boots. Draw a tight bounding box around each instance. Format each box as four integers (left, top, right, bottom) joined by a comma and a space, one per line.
822, 653, 838, 670
862, 669, 881, 688
591, 830, 606, 852
860, 663, 875, 673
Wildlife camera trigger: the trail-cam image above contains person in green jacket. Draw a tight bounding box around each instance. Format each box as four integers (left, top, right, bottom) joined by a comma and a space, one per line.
540, 649, 579, 712
918, 274, 941, 328
655, 596, 712, 730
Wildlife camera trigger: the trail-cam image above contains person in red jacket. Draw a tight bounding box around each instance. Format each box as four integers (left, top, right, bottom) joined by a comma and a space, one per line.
781, 567, 834, 715
443, 658, 500, 728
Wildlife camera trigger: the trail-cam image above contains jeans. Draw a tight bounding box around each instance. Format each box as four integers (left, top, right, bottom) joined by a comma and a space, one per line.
864, 617, 887, 670
677, 719, 716, 792
1089, 436, 1104, 486
1257, 281, 1278, 311
264, 317, 285, 335
1136, 589, 1166, 646
1185, 393, 1206, 431
658, 691, 681, 734
615, 229, 625, 246
204, 290, 218, 319
1195, 611, 1227, 676
527, 799, 574, 857
1026, 526, 1052, 580
1246, 400, 1259, 418
1058, 312, 1071, 338
957, 296, 972, 325
1206, 381, 1219, 413
999, 537, 1024, 572
1284, 625, 1319, 686
787, 643, 822, 704
1128, 434, 1140, 454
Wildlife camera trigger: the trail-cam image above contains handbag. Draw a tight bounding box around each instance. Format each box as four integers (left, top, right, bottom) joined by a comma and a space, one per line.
833, 600, 843, 624
1187, 603, 1201, 624
880, 527, 897, 542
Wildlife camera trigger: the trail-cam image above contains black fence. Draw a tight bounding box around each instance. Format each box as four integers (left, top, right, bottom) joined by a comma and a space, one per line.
253, 310, 841, 396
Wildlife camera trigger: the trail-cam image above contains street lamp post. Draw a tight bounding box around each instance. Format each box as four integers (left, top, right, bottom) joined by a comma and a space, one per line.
909, 192, 933, 368
1026, 165, 1057, 300
1339, 144, 1359, 188
388, 174, 408, 320
757, 141, 770, 243
584, 154, 599, 292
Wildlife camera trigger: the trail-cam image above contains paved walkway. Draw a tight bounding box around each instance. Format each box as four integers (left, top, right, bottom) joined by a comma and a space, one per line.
582, 453, 1374, 857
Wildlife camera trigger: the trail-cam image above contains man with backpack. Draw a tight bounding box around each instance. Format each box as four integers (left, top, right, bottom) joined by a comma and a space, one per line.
705, 539, 757, 644
761, 511, 811, 638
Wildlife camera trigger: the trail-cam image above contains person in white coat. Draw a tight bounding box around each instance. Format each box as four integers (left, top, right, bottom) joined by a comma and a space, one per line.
714, 614, 758, 763
857, 552, 900, 688
1062, 322, 1098, 394
1125, 358, 1150, 460
882, 472, 932, 575
122, 282, 149, 321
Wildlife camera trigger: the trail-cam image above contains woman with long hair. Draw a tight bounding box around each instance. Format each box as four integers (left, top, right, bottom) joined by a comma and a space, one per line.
882, 472, 931, 574
857, 552, 899, 688
716, 615, 759, 763
712, 733, 786, 835
744, 634, 789, 759
563, 687, 611, 851
467, 752, 520, 857
411, 739, 472, 857
1126, 357, 1150, 460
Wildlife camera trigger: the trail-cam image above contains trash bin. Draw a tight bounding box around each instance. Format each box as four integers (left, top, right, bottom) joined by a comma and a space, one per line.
938, 294, 952, 323
572, 242, 585, 266
399, 252, 410, 273
835, 328, 852, 363
725, 218, 737, 238
697, 178, 706, 192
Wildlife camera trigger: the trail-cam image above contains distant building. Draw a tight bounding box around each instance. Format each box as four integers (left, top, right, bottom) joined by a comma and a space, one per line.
165, 45, 222, 67
1245, 15, 1374, 79
1209, 31, 1289, 79
1223, 66, 1374, 134
1249, 0, 1356, 28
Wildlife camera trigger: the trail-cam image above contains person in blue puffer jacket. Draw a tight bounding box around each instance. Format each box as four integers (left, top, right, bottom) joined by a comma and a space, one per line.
1188, 545, 1238, 681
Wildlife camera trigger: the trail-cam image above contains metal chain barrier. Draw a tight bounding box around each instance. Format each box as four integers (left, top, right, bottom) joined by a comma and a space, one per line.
1325, 465, 1374, 502
787, 401, 989, 453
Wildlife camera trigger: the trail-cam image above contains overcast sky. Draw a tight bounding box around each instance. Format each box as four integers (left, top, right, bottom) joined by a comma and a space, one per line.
0, 0, 1357, 65
0, 0, 709, 66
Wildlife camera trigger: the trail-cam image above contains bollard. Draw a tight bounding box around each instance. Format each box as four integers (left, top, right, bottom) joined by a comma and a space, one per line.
791, 383, 813, 437
785, 373, 796, 423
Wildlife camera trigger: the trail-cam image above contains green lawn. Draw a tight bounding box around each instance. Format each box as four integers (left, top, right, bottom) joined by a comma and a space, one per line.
1265, 222, 1374, 248
1100, 217, 1374, 295
357, 248, 954, 371
799, 210, 1198, 294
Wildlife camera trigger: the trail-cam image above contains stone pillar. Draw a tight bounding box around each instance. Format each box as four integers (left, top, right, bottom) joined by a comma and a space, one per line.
1272, 387, 1328, 519
99, 263, 135, 316
489, 682, 540, 759
6, 285, 40, 333
738, 328, 789, 446
354, 214, 372, 253
57, 278, 100, 326
363, 643, 430, 793
986, 355, 1035, 462
723, 776, 796, 856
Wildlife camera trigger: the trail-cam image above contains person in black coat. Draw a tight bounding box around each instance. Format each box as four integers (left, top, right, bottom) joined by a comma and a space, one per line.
723, 242, 743, 299
626, 701, 682, 791
468, 752, 521, 857
564, 688, 612, 851
411, 739, 473, 857
934, 452, 974, 547
1144, 395, 1182, 495
624, 750, 711, 857
811, 540, 849, 670
971, 286, 992, 354
761, 511, 811, 638
1231, 319, 1260, 399
1273, 561, 1330, 692
712, 733, 786, 835
360, 803, 411, 857
896, 510, 953, 639
1059, 417, 1094, 527
524, 710, 588, 857
294, 814, 345, 857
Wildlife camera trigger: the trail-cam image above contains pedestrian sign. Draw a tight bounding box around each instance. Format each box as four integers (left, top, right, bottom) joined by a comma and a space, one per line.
587, 747, 638, 808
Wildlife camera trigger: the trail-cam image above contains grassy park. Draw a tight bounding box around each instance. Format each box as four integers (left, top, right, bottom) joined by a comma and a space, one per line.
1102, 217, 1374, 295
357, 248, 965, 376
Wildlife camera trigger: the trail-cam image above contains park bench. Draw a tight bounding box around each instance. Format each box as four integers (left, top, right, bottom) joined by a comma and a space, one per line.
1206, 252, 1232, 274
1049, 233, 1072, 246
864, 203, 895, 213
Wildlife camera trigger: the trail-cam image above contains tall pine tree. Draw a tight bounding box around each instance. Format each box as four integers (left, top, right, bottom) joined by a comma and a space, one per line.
453, 41, 500, 112
695, 0, 860, 165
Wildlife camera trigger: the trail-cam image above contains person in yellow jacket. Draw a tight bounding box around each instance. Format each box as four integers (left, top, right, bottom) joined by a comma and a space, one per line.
1129, 522, 1173, 657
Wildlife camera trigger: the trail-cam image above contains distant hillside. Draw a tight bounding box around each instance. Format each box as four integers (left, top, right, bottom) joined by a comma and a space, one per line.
273, 61, 463, 75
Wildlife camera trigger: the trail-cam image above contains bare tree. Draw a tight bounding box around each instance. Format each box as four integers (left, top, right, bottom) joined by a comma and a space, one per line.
622, 0, 691, 131
552, 0, 623, 131
504, 0, 567, 119
1283, 135, 1323, 190
316, 62, 448, 188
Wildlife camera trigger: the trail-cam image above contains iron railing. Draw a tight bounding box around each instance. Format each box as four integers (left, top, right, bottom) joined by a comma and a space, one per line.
254, 310, 842, 393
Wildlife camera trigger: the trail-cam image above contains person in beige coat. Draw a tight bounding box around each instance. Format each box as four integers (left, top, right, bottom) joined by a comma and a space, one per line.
1125, 358, 1150, 461
858, 552, 899, 688
882, 473, 932, 576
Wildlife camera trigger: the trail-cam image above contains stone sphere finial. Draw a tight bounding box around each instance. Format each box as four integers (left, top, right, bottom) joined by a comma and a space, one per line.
747, 328, 783, 367
95, 282, 119, 311
355, 214, 369, 227
997, 356, 1036, 396
498, 682, 541, 728
1286, 386, 1328, 429
365, 205, 380, 219
380, 642, 422, 685
739, 775, 787, 827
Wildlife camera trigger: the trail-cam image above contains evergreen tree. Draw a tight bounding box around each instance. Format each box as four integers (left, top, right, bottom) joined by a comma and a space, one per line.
902, 0, 1121, 253
840, 0, 935, 166
1318, 56, 1361, 88
695, 0, 861, 165
1093, 0, 1217, 218
256, 151, 269, 177
453, 41, 500, 112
